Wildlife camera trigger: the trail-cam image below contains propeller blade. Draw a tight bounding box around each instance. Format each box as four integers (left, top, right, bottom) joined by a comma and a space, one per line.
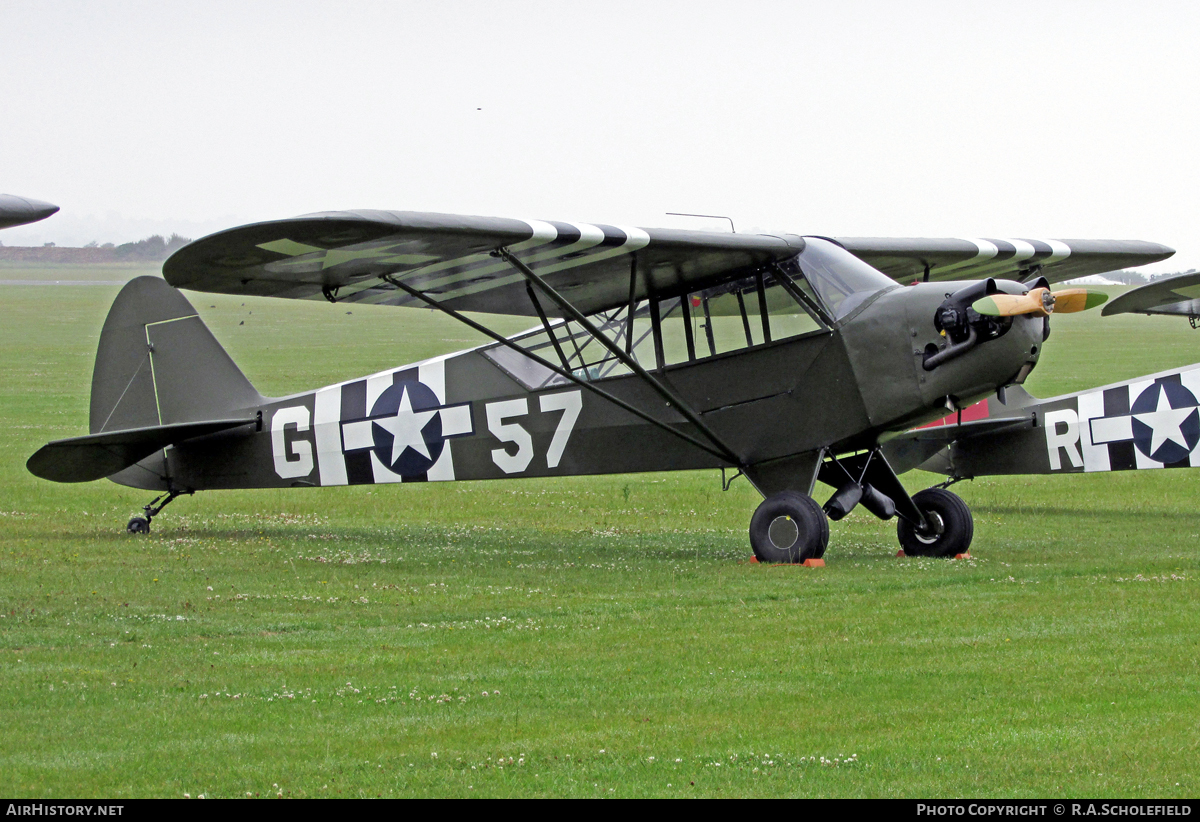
1049, 288, 1109, 313
972, 288, 1053, 317
972, 287, 1109, 317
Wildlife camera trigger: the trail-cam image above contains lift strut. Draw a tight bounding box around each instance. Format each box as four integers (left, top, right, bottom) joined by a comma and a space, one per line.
494, 247, 745, 468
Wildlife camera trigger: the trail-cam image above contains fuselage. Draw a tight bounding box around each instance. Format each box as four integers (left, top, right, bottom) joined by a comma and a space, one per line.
116, 277, 1044, 494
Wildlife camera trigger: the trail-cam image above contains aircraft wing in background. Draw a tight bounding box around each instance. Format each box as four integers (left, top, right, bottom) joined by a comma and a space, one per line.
1102, 271, 1200, 320
0, 194, 59, 230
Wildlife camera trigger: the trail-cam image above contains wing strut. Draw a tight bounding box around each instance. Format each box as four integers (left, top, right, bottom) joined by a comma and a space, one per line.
624, 257, 638, 355
494, 247, 746, 468
378, 274, 734, 464
524, 283, 572, 372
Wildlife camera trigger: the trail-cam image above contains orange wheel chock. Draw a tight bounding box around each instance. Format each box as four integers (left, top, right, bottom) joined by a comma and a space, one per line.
746, 556, 825, 567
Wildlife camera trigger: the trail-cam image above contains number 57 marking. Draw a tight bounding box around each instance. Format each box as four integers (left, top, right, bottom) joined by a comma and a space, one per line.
486, 390, 582, 474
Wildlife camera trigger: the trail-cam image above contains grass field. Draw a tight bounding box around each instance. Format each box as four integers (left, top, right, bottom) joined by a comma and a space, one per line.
1, 264, 1197, 798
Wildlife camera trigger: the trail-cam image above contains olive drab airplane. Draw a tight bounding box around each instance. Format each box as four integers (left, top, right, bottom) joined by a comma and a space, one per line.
25, 210, 1176, 562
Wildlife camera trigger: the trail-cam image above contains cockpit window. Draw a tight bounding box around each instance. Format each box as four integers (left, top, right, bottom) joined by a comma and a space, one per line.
482, 268, 830, 390
784, 237, 897, 320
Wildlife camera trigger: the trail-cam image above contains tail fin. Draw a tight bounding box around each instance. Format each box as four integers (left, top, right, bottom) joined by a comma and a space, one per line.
29, 277, 264, 486
90, 276, 264, 433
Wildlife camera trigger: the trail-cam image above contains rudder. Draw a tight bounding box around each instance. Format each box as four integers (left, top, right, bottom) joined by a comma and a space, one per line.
90, 277, 265, 434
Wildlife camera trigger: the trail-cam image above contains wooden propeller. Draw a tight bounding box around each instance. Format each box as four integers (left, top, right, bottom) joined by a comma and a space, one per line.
972, 287, 1108, 318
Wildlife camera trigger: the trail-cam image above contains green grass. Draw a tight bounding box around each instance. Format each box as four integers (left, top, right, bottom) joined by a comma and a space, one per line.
1, 272, 1197, 797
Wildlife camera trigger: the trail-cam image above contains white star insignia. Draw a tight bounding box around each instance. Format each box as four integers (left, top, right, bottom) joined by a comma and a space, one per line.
1133, 390, 1195, 456
371, 387, 438, 465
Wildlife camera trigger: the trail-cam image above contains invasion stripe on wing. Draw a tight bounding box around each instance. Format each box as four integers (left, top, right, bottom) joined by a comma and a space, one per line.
432, 224, 650, 303
394, 220, 610, 295
376, 220, 562, 306
934, 238, 1072, 277
386, 220, 561, 288
934, 238, 999, 274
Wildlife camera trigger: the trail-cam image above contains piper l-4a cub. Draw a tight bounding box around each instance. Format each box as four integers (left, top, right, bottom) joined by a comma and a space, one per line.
27, 211, 1172, 561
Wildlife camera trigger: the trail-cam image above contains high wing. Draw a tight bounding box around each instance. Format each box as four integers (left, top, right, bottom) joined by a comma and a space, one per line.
1101, 271, 1200, 318
163, 211, 1175, 315
163, 210, 806, 317
835, 237, 1174, 284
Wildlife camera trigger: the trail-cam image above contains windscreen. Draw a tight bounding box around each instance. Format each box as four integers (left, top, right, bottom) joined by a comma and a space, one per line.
792, 237, 897, 320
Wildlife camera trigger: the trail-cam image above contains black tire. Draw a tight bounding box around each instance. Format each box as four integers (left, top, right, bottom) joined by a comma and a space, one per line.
749, 491, 829, 563
126, 517, 150, 535
897, 488, 973, 557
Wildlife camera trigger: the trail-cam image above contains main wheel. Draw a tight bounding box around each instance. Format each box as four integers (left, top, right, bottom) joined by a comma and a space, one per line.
749, 491, 829, 563
126, 516, 150, 535
897, 488, 973, 557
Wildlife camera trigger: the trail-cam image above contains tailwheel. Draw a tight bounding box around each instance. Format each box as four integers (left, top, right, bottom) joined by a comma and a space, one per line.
749, 491, 829, 564
124, 488, 191, 535
897, 488, 973, 557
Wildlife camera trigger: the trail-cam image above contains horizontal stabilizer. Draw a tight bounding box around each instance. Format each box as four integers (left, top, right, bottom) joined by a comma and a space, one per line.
27, 418, 254, 483
883, 404, 1037, 475
901, 414, 1035, 445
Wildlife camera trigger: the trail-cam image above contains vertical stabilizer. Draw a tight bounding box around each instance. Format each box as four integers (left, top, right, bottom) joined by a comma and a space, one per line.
90, 277, 265, 434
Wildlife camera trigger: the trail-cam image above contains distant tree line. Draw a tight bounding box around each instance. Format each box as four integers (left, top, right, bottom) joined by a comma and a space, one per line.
108, 233, 193, 261
32, 234, 194, 259
0, 233, 194, 261
1106, 269, 1198, 285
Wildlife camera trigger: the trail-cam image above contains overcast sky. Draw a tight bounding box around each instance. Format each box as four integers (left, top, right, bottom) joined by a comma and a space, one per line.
1, 0, 1196, 270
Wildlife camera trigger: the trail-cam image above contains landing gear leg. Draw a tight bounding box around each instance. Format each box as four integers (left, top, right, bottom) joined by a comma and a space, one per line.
126, 489, 192, 535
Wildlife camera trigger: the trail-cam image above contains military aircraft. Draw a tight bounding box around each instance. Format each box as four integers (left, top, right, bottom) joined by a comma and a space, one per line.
0, 193, 58, 230
25, 210, 1174, 562
888, 362, 1200, 482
